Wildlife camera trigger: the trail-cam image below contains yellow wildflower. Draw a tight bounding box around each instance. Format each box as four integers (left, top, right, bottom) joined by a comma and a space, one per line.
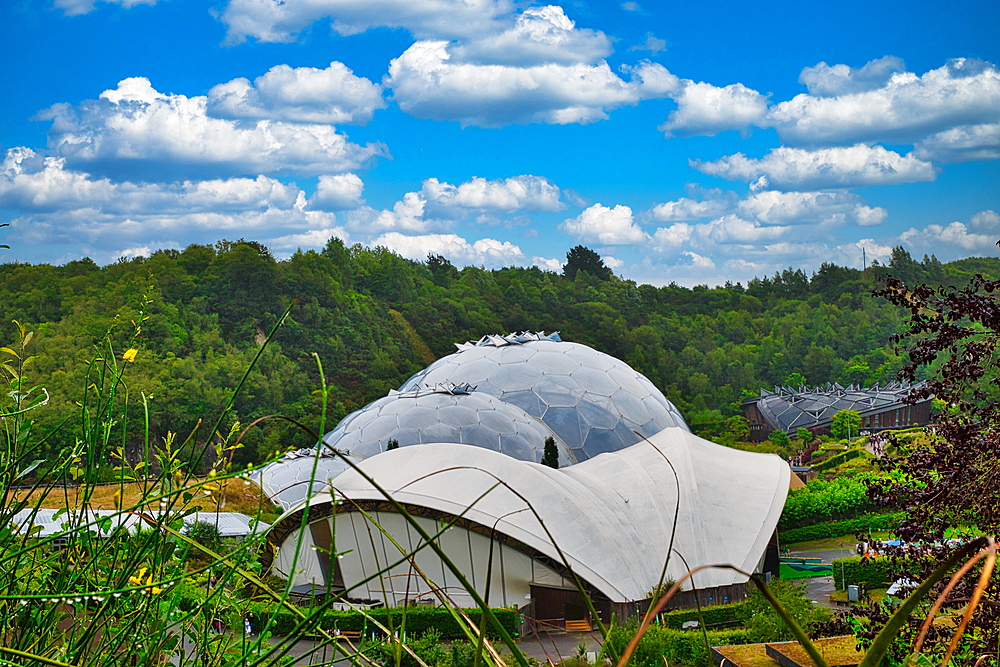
122, 348, 138, 363
128, 567, 147, 587
127, 568, 162, 594
145, 573, 163, 595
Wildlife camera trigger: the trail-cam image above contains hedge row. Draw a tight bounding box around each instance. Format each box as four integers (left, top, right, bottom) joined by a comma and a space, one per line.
779, 512, 904, 545
832, 557, 912, 590
659, 602, 747, 629
243, 603, 519, 640
603, 624, 750, 667
813, 448, 865, 472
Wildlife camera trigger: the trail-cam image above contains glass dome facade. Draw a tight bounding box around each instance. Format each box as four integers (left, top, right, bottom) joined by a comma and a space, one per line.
400, 333, 689, 461
323, 384, 573, 465
250, 450, 360, 511
254, 382, 572, 510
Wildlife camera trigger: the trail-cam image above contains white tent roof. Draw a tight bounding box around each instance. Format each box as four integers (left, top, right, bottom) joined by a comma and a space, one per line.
276, 426, 788, 603
12, 508, 269, 540
12, 508, 144, 537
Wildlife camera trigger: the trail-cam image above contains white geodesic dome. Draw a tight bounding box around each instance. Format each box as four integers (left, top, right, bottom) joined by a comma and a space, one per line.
323, 383, 573, 465
400, 333, 689, 461
252, 383, 573, 510
250, 449, 361, 511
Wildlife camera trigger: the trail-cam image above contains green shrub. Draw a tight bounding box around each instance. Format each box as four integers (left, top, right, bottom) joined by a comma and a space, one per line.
738, 580, 829, 643
778, 476, 884, 530
659, 602, 747, 629
813, 448, 864, 472
379, 627, 449, 667
832, 556, 907, 590
779, 512, 903, 544
185, 520, 222, 551
603, 623, 749, 667
244, 603, 518, 640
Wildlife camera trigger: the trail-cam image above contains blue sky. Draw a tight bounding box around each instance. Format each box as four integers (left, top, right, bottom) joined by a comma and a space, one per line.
1, 0, 998, 285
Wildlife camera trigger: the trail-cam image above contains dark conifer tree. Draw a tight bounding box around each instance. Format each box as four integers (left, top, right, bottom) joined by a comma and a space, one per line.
541, 437, 559, 469
563, 245, 613, 281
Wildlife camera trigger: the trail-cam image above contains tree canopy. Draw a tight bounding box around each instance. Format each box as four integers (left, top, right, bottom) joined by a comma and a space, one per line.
563, 245, 613, 281
0, 238, 994, 469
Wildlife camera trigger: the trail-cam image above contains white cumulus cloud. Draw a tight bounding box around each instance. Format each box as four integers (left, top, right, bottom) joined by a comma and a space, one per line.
39, 77, 386, 180
449, 6, 612, 66
648, 196, 731, 222
737, 190, 887, 226
900, 210, 1000, 258
0, 146, 359, 258
681, 251, 715, 269
913, 123, 1000, 163
386, 41, 677, 127
650, 215, 789, 253
767, 58, 1000, 146
971, 209, 1000, 231
371, 232, 526, 267
0, 147, 302, 214
560, 204, 650, 245
348, 193, 433, 233
798, 56, 906, 97
691, 144, 937, 190
421, 175, 565, 212
219, 0, 514, 44
346, 174, 563, 233
533, 256, 563, 271
309, 173, 365, 210
207, 62, 385, 125
267, 227, 351, 255
659, 81, 769, 138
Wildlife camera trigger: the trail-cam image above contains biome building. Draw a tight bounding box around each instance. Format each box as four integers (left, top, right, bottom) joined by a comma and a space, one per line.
742, 381, 932, 440
255, 333, 789, 626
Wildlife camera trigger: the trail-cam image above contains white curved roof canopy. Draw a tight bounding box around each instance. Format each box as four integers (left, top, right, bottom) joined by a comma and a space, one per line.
271, 427, 788, 603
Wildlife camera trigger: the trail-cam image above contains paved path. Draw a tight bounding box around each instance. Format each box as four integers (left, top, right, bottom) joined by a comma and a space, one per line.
788, 546, 857, 609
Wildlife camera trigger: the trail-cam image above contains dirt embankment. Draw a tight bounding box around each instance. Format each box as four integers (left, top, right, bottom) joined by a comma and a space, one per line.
13, 478, 271, 516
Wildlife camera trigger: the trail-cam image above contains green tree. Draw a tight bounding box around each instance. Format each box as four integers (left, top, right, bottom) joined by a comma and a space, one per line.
426, 253, 457, 287
185, 521, 222, 551
723, 415, 750, 441
830, 410, 861, 441
770, 430, 790, 448
796, 427, 813, 443
541, 436, 559, 469
563, 245, 613, 281
784, 372, 807, 386
740, 580, 829, 642
386, 439, 399, 450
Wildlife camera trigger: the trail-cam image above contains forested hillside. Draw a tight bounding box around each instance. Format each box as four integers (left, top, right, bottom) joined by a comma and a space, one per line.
2, 239, 995, 468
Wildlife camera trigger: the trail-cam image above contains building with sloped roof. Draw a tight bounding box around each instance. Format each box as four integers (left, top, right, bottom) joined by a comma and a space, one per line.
742, 381, 932, 439
255, 333, 790, 625
263, 432, 787, 624
11, 508, 269, 547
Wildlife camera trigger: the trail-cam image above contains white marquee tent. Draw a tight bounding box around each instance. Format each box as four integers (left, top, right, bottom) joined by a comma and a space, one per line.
265, 426, 788, 611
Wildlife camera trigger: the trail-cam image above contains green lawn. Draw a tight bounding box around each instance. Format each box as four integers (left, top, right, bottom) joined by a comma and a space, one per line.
785, 531, 892, 552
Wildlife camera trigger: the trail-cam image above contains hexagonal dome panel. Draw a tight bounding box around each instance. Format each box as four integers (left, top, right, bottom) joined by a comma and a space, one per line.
253, 382, 572, 509
399, 332, 689, 462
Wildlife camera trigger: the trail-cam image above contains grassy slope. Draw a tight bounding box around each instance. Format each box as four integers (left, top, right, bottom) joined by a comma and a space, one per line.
12, 478, 273, 516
